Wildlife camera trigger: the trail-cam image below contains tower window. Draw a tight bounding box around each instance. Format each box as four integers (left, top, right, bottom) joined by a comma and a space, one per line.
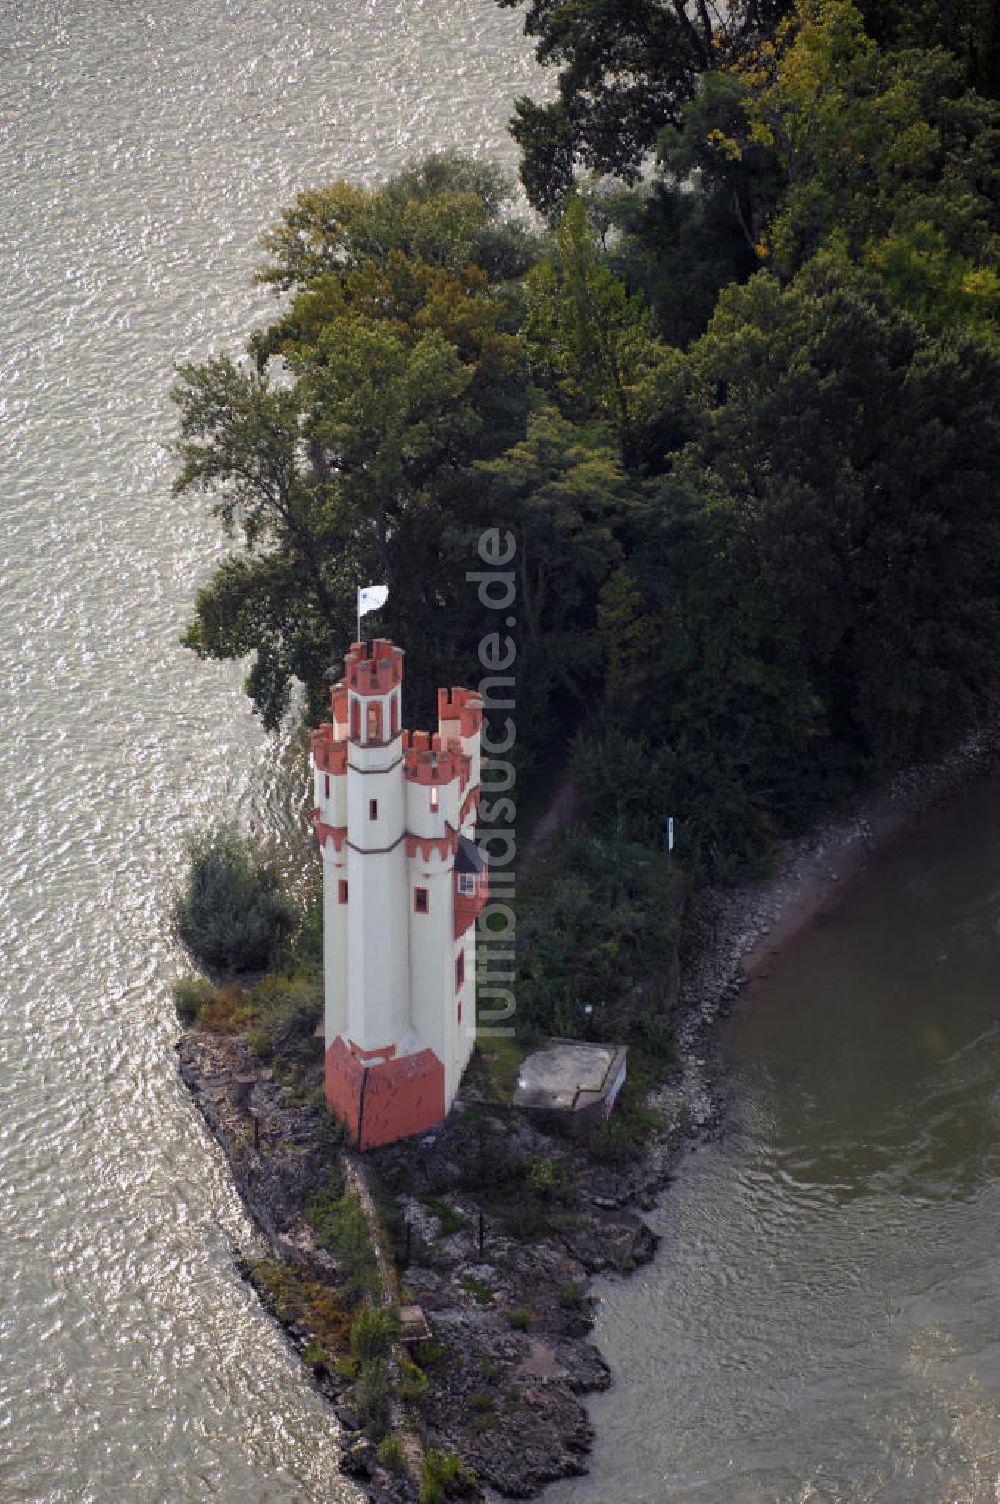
338, 880, 348, 904
366, 703, 382, 741
430, 786, 439, 812
414, 887, 428, 914
324, 773, 330, 800
455, 950, 465, 990
369, 798, 378, 821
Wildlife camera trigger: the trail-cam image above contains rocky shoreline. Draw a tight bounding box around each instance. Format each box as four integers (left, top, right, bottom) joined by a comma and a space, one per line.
177, 715, 1000, 1502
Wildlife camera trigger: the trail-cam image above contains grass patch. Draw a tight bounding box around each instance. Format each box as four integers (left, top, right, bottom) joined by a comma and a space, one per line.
304, 1171, 377, 1307
470, 1035, 527, 1104
460, 1275, 494, 1306
172, 974, 215, 1024
350, 1308, 400, 1361
250, 1258, 352, 1361
420, 1196, 472, 1238
355, 1355, 392, 1440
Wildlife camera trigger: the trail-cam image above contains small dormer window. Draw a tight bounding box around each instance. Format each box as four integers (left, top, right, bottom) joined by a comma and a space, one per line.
430, 787, 439, 812
457, 874, 476, 896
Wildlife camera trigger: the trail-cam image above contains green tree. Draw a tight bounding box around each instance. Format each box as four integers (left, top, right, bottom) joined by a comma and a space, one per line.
477, 406, 633, 720
672, 254, 1000, 768
856, 0, 1000, 99
496, 0, 791, 211
172, 156, 537, 729
523, 197, 666, 464
727, 1, 1000, 334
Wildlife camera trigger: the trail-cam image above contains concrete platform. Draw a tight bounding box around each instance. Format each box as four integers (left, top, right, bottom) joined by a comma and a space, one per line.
513, 1042, 627, 1134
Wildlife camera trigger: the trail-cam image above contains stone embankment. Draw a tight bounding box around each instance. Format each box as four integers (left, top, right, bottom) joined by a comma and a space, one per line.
178, 714, 1000, 1500
178, 1029, 655, 1500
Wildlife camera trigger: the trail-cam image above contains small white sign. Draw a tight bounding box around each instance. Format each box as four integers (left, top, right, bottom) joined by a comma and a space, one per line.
667, 816, 675, 852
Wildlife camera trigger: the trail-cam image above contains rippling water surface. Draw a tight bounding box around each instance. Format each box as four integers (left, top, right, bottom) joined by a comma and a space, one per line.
549, 779, 1000, 1504
0, 4, 532, 1497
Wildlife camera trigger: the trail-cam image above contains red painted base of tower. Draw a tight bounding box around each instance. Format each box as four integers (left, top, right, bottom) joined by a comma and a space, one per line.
325, 1036, 446, 1150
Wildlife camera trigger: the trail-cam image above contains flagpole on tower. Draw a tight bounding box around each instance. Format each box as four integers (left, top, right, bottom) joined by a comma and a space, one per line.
357, 584, 389, 646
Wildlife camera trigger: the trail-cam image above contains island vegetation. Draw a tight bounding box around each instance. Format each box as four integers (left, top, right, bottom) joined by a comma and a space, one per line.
170, 0, 1000, 1495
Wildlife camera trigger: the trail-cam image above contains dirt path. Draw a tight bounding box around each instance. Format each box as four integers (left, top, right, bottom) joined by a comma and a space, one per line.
519, 770, 579, 882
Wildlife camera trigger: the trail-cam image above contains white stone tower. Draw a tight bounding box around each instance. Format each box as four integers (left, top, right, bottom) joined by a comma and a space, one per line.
311, 639, 487, 1149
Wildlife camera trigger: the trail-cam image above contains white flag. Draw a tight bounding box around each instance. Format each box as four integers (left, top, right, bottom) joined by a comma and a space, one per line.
358, 584, 389, 619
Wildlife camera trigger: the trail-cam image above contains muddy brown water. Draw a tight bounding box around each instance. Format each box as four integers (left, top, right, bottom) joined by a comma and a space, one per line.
549, 776, 1000, 1503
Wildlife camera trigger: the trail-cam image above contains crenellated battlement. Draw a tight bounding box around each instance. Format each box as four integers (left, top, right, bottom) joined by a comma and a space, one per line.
403, 738, 464, 786
311, 636, 485, 1150
438, 685, 484, 741
312, 724, 348, 775
345, 637, 404, 696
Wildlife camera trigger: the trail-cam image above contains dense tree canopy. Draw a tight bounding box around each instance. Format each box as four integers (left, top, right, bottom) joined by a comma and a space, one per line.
496, 0, 791, 210
175, 1, 1000, 888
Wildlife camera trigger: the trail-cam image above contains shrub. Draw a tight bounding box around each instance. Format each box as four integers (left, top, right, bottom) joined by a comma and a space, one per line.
503, 1306, 532, 1331
172, 974, 214, 1024
419, 1449, 476, 1504
420, 1196, 471, 1238
377, 1433, 408, 1473
350, 1308, 400, 1362
399, 1358, 429, 1406
255, 973, 323, 1069
354, 1356, 392, 1440
559, 1280, 586, 1309
173, 823, 297, 974
305, 1175, 377, 1307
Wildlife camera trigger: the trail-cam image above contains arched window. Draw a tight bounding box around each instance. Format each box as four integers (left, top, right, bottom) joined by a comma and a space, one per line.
350, 697, 360, 740
366, 702, 382, 742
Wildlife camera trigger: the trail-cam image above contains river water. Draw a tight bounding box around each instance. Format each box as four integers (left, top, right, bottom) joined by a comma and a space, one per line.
5, 7, 999, 1504
0, 4, 532, 1499
550, 778, 1000, 1504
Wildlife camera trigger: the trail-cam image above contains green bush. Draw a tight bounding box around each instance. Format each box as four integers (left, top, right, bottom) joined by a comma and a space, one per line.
398, 1357, 429, 1406
420, 1196, 471, 1238
171, 974, 215, 1024
354, 1356, 392, 1440
173, 823, 297, 974
460, 1276, 493, 1306
377, 1433, 408, 1473
256, 973, 323, 1069
419, 1448, 476, 1504
304, 1175, 377, 1307
350, 1308, 400, 1362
